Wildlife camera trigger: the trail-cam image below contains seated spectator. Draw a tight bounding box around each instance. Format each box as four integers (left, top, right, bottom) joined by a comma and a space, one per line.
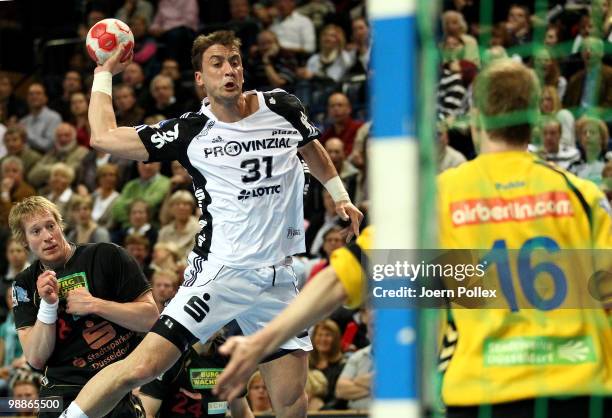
441, 11, 480, 66
150, 241, 180, 273
19, 83, 62, 153
114, 84, 145, 127
505, 3, 532, 47
533, 47, 567, 101
1, 126, 42, 174
320, 92, 364, 154
540, 85, 576, 149
307, 226, 344, 281
0, 157, 35, 228
124, 233, 153, 278
115, 0, 154, 25
563, 37, 612, 114
0, 75, 27, 124
324, 138, 360, 201
569, 115, 611, 186
44, 162, 75, 221
76, 145, 134, 194
305, 369, 328, 411
0, 286, 24, 394
66, 195, 111, 244
300, 25, 353, 84
335, 318, 372, 411
159, 160, 194, 226
438, 121, 466, 173
544, 24, 560, 47
144, 75, 183, 119
27, 123, 88, 190
346, 17, 371, 76
0, 239, 29, 323
307, 189, 342, 256
111, 161, 171, 227
150, 269, 180, 313
310, 319, 346, 409
68, 92, 91, 148
246, 371, 273, 414
49, 71, 83, 121
149, 0, 199, 70
157, 190, 200, 261
296, 0, 334, 34
269, 0, 316, 55
113, 198, 159, 248
538, 117, 580, 170
130, 15, 159, 78
571, 14, 594, 54
90, 163, 121, 230
246, 30, 298, 92
159, 58, 192, 103
122, 62, 149, 107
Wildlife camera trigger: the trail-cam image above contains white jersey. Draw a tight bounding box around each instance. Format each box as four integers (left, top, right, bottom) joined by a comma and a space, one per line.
136, 89, 320, 268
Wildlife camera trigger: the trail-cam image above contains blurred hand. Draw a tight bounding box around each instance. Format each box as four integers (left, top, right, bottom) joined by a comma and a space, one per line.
66, 287, 99, 316
36, 270, 59, 304
214, 336, 266, 402
1, 177, 14, 194
335, 201, 364, 242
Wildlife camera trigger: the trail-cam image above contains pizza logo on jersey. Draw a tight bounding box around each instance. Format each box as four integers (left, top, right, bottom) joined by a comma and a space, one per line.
203, 137, 292, 158
300, 111, 318, 138
150, 123, 179, 149
450, 191, 574, 227
237, 185, 282, 201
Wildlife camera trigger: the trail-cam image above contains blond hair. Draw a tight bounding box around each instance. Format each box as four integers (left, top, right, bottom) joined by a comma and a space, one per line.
9, 196, 65, 245
50, 162, 75, 184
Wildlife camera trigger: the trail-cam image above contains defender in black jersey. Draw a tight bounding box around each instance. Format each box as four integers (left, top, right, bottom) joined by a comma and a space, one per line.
8, 196, 158, 417
139, 334, 252, 418
60, 31, 362, 418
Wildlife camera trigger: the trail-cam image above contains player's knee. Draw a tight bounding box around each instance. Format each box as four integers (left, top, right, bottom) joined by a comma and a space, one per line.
270, 386, 307, 411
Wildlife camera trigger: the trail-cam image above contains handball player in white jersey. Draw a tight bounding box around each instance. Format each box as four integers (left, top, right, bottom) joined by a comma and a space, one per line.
59, 31, 362, 418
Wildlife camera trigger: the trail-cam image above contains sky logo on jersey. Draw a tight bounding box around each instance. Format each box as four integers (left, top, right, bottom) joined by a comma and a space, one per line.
450, 191, 573, 226
150, 123, 179, 149
237, 185, 282, 201
203, 138, 292, 158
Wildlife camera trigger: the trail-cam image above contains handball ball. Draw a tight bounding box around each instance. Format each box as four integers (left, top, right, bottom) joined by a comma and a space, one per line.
86, 18, 134, 65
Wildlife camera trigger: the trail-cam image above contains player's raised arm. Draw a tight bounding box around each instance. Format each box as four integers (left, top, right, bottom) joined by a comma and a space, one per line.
89, 45, 149, 161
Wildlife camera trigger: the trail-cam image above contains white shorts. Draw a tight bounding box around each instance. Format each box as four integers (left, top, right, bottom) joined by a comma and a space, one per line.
162, 252, 312, 352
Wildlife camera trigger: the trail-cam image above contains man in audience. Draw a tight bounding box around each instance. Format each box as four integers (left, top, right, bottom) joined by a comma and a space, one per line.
0, 125, 42, 173
320, 93, 364, 155
121, 62, 149, 106
49, 71, 83, 121
324, 138, 360, 201
563, 37, 612, 113
0, 157, 35, 228
27, 123, 88, 190
111, 161, 170, 227
505, 4, 532, 47
0, 75, 27, 123
144, 74, 183, 119
114, 84, 145, 127
538, 117, 580, 169
270, 0, 316, 55
19, 83, 62, 153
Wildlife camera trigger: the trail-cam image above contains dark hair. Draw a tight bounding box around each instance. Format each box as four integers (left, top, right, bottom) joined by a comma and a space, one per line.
191, 30, 242, 71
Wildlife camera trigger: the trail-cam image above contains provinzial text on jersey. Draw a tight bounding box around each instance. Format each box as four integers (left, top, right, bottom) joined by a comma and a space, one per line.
203, 137, 292, 158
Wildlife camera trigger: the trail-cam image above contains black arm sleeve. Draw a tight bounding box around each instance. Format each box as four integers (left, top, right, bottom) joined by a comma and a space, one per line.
264, 89, 321, 147
134, 113, 212, 162
12, 268, 39, 329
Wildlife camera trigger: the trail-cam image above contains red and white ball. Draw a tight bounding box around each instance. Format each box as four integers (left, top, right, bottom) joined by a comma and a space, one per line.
85, 18, 134, 65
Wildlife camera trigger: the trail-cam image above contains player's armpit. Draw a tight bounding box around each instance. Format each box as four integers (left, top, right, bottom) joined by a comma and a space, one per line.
90, 126, 149, 161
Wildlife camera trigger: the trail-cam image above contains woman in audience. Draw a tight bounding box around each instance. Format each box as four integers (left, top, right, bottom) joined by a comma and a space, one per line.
305, 369, 329, 411
308, 226, 344, 281
113, 198, 158, 247
66, 195, 111, 244
90, 163, 120, 230
69, 92, 90, 148
441, 10, 480, 66
45, 163, 75, 222
158, 160, 194, 226
299, 24, 353, 83
309, 319, 346, 409
540, 85, 575, 149
150, 241, 180, 273
246, 371, 273, 414
569, 116, 611, 186
157, 190, 200, 261
533, 48, 567, 100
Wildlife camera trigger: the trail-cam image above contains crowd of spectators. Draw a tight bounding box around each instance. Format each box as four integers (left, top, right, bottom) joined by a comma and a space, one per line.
0, 0, 610, 415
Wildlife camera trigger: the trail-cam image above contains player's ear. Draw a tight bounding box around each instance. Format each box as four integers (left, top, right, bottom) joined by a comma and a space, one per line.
194, 71, 205, 88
